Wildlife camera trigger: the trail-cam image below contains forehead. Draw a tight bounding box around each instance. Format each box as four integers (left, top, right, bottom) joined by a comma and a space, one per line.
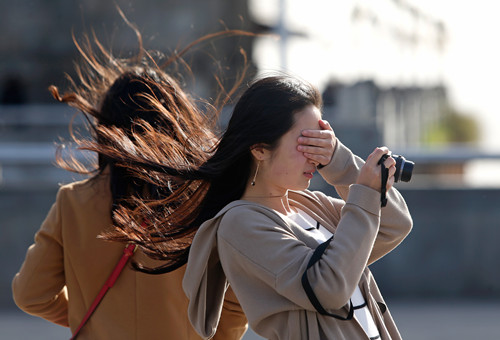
292, 105, 322, 132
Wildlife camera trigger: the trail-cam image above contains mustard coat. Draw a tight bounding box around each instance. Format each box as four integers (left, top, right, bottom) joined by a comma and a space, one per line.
12, 171, 247, 339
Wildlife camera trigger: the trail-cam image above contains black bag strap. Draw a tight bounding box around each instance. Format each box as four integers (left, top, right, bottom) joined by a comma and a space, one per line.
301, 235, 354, 320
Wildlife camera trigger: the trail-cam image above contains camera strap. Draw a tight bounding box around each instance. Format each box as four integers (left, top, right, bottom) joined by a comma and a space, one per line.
378, 156, 389, 207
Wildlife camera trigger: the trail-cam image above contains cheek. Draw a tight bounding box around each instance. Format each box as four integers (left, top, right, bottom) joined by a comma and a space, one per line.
271, 150, 307, 175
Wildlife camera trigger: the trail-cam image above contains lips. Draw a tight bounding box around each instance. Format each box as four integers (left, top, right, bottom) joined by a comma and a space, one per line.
303, 171, 314, 179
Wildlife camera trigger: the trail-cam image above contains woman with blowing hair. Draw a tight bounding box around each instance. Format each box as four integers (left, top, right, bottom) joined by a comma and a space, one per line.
97, 74, 413, 339
12, 25, 248, 339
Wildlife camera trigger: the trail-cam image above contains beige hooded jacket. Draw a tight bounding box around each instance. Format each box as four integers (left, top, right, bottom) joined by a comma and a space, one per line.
183, 141, 413, 340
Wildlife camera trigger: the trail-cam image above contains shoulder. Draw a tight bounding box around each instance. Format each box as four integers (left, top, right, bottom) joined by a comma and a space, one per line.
217, 201, 289, 240
290, 189, 329, 204
288, 190, 344, 229
290, 189, 343, 211
59, 172, 108, 192
219, 201, 283, 227
220, 201, 276, 219
55, 173, 110, 206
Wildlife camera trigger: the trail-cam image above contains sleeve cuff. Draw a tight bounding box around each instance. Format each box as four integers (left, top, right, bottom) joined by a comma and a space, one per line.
317, 140, 355, 180
345, 184, 381, 216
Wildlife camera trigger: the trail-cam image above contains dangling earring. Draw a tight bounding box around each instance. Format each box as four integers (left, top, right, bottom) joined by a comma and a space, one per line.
251, 161, 260, 186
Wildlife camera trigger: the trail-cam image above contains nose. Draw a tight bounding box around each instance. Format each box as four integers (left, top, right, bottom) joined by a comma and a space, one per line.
308, 158, 320, 167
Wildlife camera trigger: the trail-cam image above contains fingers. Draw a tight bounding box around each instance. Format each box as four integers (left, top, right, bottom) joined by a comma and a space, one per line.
297, 142, 331, 166
385, 159, 396, 191
357, 146, 397, 192
299, 150, 329, 166
301, 119, 334, 137
387, 161, 396, 177
297, 119, 336, 167
318, 119, 334, 132
384, 155, 396, 168
297, 133, 332, 148
366, 147, 389, 166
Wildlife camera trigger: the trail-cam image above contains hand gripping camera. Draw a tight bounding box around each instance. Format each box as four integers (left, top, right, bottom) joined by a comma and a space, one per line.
379, 153, 415, 183
378, 153, 415, 207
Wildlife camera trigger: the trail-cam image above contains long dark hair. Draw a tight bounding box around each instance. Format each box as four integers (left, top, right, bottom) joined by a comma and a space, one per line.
103, 74, 323, 273
191, 75, 323, 226
50, 13, 253, 272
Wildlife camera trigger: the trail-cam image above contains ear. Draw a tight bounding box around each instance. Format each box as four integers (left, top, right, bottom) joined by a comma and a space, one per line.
250, 143, 271, 161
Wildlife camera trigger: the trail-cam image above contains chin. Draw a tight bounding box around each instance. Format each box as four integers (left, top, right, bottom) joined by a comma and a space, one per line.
293, 182, 310, 191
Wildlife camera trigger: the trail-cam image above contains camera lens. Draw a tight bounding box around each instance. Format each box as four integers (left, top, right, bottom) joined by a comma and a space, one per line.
393, 155, 414, 182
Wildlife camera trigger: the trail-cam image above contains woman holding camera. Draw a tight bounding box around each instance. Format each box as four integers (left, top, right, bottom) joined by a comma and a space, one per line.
104, 75, 413, 339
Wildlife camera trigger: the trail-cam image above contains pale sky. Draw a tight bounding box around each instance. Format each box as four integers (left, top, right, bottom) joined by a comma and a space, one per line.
250, 0, 500, 152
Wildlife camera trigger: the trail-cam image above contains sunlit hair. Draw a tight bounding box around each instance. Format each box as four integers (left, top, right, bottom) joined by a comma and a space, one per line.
50, 9, 253, 272
101, 73, 322, 273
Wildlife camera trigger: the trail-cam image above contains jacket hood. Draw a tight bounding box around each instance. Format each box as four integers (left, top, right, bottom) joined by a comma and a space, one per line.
182, 201, 254, 339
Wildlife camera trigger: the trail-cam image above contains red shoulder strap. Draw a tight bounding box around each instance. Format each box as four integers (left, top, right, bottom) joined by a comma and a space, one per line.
70, 243, 137, 339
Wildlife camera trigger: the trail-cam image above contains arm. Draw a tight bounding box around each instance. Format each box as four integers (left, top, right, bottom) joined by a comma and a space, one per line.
318, 141, 413, 263
12, 190, 69, 327
217, 196, 380, 313
299, 121, 412, 262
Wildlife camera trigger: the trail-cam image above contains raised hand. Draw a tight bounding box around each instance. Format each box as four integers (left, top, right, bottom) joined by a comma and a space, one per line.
357, 147, 396, 192
297, 120, 337, 167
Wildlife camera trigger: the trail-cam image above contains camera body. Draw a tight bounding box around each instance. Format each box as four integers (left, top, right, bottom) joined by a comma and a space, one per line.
379, 153, 415, 183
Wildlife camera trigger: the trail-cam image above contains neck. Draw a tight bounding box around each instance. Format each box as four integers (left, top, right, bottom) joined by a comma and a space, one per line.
242, 188, 294, 215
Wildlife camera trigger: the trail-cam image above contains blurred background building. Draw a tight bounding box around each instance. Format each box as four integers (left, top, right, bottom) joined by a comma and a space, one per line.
1, 0, 499, 339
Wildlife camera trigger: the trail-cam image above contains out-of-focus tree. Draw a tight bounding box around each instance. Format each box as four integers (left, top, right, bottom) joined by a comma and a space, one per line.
424, 106, 479, 145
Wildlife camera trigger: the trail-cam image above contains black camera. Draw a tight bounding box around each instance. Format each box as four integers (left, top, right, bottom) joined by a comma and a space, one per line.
379, 153, 415, 183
